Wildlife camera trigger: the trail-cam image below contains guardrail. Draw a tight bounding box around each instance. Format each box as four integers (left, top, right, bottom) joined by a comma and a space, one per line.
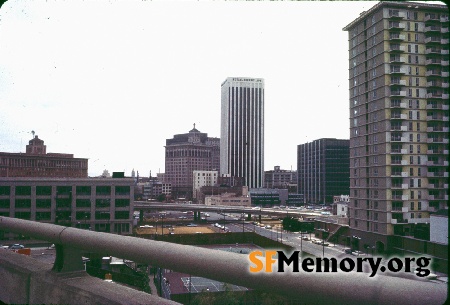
0, 216, 447, 305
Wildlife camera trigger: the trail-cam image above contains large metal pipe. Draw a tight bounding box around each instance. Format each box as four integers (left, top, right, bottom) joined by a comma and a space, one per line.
0, 216, 447, 305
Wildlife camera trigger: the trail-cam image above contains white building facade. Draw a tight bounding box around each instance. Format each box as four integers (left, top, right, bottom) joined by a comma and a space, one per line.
220, 77, 264, 189
193, 170, 218, 199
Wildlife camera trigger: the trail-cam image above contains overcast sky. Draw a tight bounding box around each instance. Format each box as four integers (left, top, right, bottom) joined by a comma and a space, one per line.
0, 0, 441, 177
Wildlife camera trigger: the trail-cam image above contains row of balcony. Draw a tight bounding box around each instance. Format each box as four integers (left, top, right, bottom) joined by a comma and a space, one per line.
390, 79, 407, 86
392, 182, 449, 190
427, 171, 449, 178
425, 59, 449, 66
427, 81, 450, 88
428, 183, 449, 189
425, 47, 449, 55
424, 14, 449, 23
391, 170, 449, 177
427, 115, 449, 121
426, 126, 449, 132
391, 218, 430, 224
389, 112, 449, 121
427, 149, 449, 155
391, 207, 409, 213
425, 37, 449, 45
424, 26, 449, 33
427, 137, 449, 144
389, 100, 408, 108
426, 92, 449, 99
426, 70, 449, 77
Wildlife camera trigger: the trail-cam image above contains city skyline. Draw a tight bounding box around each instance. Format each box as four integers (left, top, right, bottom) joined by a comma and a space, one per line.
0, 1, 443, 177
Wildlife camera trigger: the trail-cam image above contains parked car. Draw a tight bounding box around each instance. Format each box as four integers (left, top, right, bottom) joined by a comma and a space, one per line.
344, 248, 352, 254
265, 225, 272, 229
351, 250, 365, 256
8, 244, 24, 250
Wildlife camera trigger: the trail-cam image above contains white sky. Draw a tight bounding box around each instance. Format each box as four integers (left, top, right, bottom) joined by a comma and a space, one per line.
0, 0, 442, 177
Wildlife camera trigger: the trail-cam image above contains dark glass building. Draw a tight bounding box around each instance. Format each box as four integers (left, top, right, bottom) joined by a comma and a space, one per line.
297, 138, 350, 204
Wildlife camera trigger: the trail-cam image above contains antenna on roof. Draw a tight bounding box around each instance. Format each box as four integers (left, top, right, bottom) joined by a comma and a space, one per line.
31, 130, 35, 137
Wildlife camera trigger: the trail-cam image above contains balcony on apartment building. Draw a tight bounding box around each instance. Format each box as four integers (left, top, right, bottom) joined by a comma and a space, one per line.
390, 90, 406, 97
408, 218, 431, 224
428, 182, 449, 190
426, 159, 449, 166
390, 111, 407, 120
427, 125, 449, 132
425, 25, 441, 33
391, 206, 409, 213
388, 22, 405, 30
425, 58, 443, 65
427, 113, 449, 121
389, 33, 406, 41
389, 66, 407, 75
425, 47, 442, 55
389, 44, 406, 52
426, 80, 446, 88
427, 171, 449, 178
390, 78, 406, 86
428, 193, 447, 201
426, 91, 445, 99
425, 13, 441, 23
440, 15, 449, 23
390, 99, 407, 108
390, 218, 408, 224
427, 137, 449, 144
388, 10, 406, 19
425, 36, 442, 44
427, 148, 449, 155
426, 102, 449, 110
425, 69, 442, 77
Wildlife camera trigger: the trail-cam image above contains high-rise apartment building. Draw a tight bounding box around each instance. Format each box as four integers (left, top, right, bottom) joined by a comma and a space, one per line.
165, 125, 220, 199
344, 1, 448, 251
220, 77, 264, 188
297, 138, 350, 204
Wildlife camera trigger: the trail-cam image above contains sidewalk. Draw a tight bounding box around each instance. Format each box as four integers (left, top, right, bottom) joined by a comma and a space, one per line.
148, 271, 159, 296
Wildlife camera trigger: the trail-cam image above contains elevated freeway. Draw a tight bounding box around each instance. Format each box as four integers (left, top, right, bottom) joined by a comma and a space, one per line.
133, 201, 321, 219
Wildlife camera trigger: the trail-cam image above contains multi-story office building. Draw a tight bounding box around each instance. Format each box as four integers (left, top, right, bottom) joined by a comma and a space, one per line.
0, 135, 88, 178
220, 77, 265, 189
264, 166, 298, 190
0, 177, 134, 236
142, 180, 172, 200
192, 170, 218, 200
165, 125, 220, 199
343, 1, 448, 251
297, 138, 350, 205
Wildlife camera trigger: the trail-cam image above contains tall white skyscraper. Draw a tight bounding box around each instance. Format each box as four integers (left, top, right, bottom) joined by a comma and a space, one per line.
220, 77, 264, 188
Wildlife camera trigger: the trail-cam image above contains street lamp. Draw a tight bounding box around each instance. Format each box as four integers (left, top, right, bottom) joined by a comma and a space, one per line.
300, 231, 303, 252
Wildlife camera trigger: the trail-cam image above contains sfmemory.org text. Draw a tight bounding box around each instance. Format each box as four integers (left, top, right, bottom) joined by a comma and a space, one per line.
249, 250, 432, 278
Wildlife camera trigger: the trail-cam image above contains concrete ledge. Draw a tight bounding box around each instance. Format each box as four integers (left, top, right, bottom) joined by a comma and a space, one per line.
0, 250, 179, 304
